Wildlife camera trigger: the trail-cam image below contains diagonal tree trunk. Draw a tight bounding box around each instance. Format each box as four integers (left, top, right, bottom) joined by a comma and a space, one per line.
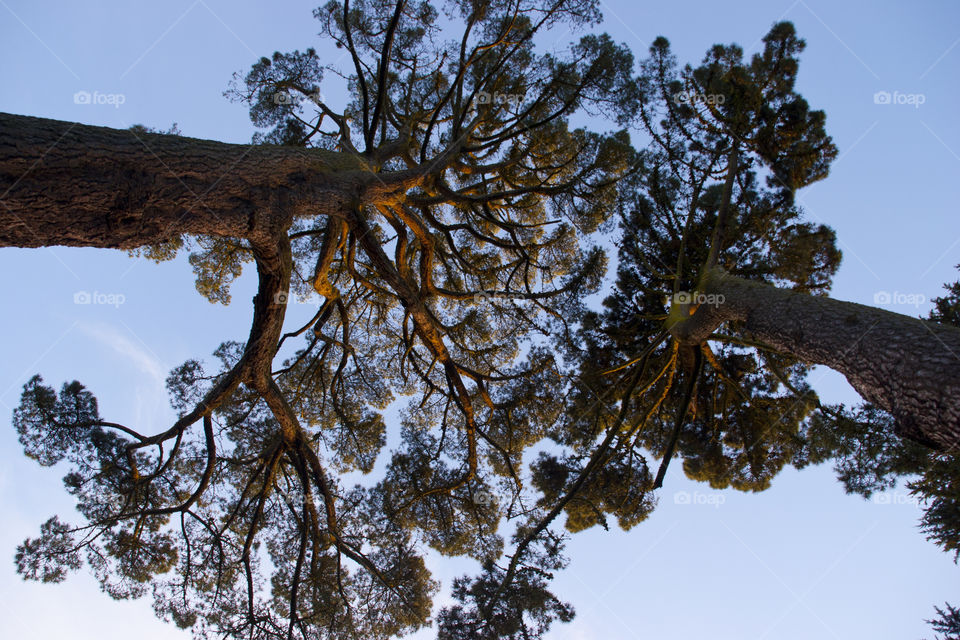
3, 112, 959, 453
670, 269, 960, 452
0, 112, 419, 248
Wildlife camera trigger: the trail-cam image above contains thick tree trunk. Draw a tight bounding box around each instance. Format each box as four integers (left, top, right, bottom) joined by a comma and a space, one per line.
0, 113, 404, 248
671, 270, 960, 452
5, 112, 959, 453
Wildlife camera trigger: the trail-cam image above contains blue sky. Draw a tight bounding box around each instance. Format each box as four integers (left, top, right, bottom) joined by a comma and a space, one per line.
0, 1, 957, 638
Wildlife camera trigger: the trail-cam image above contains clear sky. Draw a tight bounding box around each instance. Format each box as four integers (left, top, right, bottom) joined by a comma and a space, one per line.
0, 1, 957, 638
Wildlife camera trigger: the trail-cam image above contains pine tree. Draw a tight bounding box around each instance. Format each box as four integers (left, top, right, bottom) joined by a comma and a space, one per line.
2, 6, 959, 638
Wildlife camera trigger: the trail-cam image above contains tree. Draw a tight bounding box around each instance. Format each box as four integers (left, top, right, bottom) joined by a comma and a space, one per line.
5, 1, 638, 637
1, 5, 957, 639
596, 25, 959, 458
565, 24, 842, 503
586, 29, 960, 635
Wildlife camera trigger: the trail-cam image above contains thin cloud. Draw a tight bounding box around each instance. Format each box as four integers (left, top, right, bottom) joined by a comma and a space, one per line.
78, 322, 167, 388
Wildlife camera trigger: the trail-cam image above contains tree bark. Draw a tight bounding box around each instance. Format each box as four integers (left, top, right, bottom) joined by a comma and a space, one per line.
671, 270, 960, 452
0, 112, 408, 248
5, 112, 959, 453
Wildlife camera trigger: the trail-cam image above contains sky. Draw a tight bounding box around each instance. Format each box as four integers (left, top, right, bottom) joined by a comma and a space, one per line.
0, 1, 958, 638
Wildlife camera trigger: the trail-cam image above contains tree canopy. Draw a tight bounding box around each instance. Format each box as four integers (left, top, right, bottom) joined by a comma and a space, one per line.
3, 2, 959, 639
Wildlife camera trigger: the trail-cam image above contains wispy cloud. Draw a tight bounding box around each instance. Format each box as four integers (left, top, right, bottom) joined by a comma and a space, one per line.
78, 322, 171, 431
79, 322, 167, 387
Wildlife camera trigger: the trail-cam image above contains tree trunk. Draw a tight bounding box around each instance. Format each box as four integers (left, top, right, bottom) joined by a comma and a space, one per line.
671, 269, 960, 452
4, 112, 959, 453
0, 112, 398, 248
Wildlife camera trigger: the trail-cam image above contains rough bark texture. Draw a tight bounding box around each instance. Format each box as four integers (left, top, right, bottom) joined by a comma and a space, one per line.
0, 112, 395, 248
4, 112, 958, 454
671, 270, 960, 452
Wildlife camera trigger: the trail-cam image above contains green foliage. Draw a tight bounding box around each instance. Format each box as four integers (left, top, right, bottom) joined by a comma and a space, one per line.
16, 1, 642, 637
437, 539, 573, 640
914, 457, 960, 561
914, 266, 960, 564
13, 376, 181, 599
581, 22, 840, 500
17, 8, 945, 640
379, 444, 504, 560
14, 516, 82, 583
237, 48, 325, 146
928, 603, 960, 640
931, 264, 960, 327
794, 405, 930, 497
13, 375, 100, 466
188, 236, 252, 304
128, 232, 253, 306
531, 449, 656, 531
128, 236, 185, 263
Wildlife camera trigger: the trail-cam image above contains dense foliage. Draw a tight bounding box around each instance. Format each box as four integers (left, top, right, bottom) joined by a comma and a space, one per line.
9, 3, 957, 639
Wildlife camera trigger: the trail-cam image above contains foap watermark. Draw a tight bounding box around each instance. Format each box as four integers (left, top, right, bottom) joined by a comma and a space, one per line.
873, 290, 926, 308
272, 291, 315, 306
672, 291, 725, 307
473, 489, 498, 508
673, 90, 725, 107
674, 490, 725, 508
73, 90, 126, 109
473, 289, 497, 305
273, 291, 328, 307
472, 91, 524, 110
273, 91, 295, 105
273, 88, 324, 106
873, 90, 925, 108
872, 491, 921, 507
73, 290, 126, 308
